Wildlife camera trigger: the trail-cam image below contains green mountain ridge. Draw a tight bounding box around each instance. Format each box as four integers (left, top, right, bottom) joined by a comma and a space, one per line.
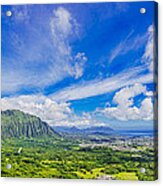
1, 110, 59, 139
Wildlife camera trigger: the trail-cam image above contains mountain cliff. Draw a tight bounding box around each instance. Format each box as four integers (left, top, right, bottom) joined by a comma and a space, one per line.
1, 110, 59, 139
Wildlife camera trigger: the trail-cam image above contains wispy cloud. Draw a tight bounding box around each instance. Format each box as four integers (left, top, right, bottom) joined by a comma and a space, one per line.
109, 24, 155, 74
109, 29, 148, 63
50, 65, 153, 102
141, 25, 155, 71
49, 25, 154, 104
2, 6, 87, 94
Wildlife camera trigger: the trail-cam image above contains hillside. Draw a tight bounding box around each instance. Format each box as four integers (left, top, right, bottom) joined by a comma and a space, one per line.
1, 110, 59, 139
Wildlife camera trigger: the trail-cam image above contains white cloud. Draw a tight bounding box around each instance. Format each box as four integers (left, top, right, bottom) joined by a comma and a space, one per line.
50, 7, 78, 39
68, 52, 88, 79
51, 65, 153, 102
1, 94, 104, 127
1, 95, 72, 125
49, 7, 87, 80
113, 83, 146, 107
139, 98, 153, 120
50, 25, 155, 103
109, 29, 147, 63
109, 24, 156, 73
1, 82, 154, 127
141, 25, 155, 71
57, 112, 106, 128
2, 6, 87, 94
98, 83, 153, 121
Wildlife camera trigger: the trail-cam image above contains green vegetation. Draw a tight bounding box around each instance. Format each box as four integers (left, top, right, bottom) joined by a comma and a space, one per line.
1, 110, 158, 180
1, 137, 157, 180
115, 172, 138, 180
1, 110, 59, 138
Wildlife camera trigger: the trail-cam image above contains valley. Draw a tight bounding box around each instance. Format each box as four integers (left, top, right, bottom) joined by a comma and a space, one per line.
1, 110, 158, 180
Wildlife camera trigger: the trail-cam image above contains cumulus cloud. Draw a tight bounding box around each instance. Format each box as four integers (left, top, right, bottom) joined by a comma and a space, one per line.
1, 83, 154, 127
1, 95, 103, 127
98, 83, 153, 121
1, 95, 71, 125
139, 98, 153, 120
56, 112, 106, 128
113, 83, 146, 107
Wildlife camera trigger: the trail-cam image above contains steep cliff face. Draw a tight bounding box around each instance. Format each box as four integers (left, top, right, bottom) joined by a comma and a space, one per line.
1, 110, 59, 138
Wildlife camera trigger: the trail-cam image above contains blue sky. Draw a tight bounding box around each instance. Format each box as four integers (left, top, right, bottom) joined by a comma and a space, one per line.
1, 2, 157, 129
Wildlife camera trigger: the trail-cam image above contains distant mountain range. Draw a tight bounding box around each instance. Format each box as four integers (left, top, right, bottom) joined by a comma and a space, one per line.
53, 126, 114, 135
1, 110, 59, 139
